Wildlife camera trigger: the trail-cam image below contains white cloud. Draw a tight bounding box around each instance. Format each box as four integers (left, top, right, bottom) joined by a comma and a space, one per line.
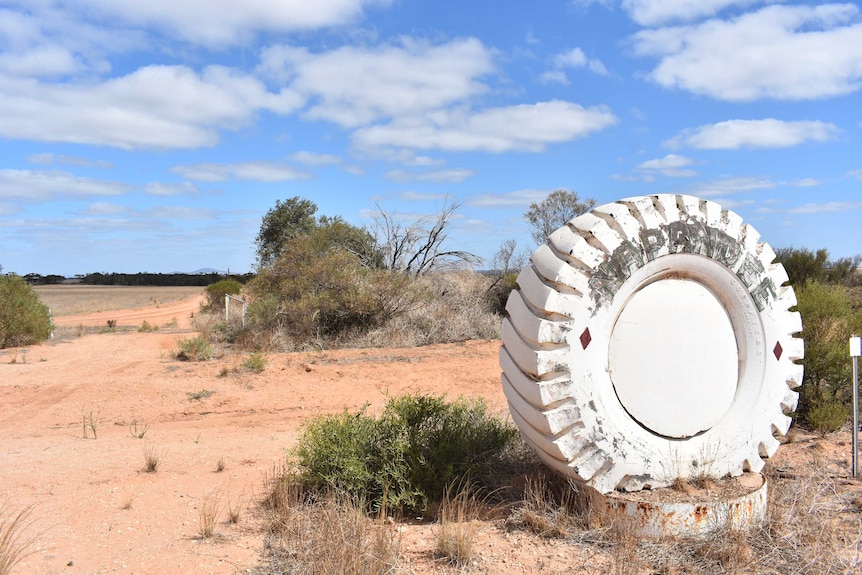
144, 182, 204, 196
172, 161, 311, 182
82, 202, 127, 215
622, 0, 765, 26
552, 48, 607, 75
288, 151, 342, 166
542, 47, 609, 84
469, 189, 551, 208
398, 191, 448, 201
259, 38, 494, 128
539, 70, 569, 85
847, 169, 862, 180
385, 168, 475, 183
353, 100, 618, 153
691, 176, 777, 196
0, 6, 137, 78
705, 197, 756, 210
667, 119, 839, 149
0, 169, 131, 201
789, 201, 862, 214
632, 4, 862, 101
4, 0, 389, 48
787, 178, 821, 187
146, 206, 215, 220
0, 65, 302, 150
636, 153, 697, 177
28, 153, 112, 168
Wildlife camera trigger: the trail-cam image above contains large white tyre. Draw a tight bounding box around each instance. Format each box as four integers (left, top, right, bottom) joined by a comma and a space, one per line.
501, 194, 803, 493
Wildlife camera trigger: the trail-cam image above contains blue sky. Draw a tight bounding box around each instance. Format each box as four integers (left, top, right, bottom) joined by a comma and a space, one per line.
1, 0, 861, 276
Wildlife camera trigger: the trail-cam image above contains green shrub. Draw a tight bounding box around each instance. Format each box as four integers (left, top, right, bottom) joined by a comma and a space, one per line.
138, 320, 158, 333
175, 336, 214, 361
204, 278, 243, 310
807, 401, 846, 435
292, 394, 518, 514
0, 275, 52, 348
241, 352, 267, 373
247, 233, 421, 345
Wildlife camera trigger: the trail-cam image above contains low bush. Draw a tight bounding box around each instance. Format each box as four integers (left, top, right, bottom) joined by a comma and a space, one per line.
0, 275, 52, 349
241, 352, 267, 373
246, 234, 424, 347
292, 393, 518, 514
204, 278, 243, 310
175, 336, 214, 361
806, 401, 846, 435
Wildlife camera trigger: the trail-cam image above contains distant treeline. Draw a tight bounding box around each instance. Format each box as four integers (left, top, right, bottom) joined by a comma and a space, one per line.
22, 272, 254, 286
79, 272, 254, 286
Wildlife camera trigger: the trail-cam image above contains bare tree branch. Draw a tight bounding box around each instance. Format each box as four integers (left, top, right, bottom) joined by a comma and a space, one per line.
371, 200, 481, 276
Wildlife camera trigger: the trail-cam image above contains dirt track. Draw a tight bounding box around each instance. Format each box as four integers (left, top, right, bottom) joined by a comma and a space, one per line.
0, 294, 518, 574
50, 292, 206, 329
3, 293, 861, 574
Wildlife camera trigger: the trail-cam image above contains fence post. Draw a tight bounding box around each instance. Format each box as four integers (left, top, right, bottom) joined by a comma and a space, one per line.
851, 335, 861, 478
225, 294, 230, 324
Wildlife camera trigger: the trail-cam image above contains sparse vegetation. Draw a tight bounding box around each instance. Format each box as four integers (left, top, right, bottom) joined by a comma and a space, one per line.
0, 502, 37, 575
257, 479, 401, 575
175, 337, 215, 361
198, 494, 221, 539
226, 493, 244, 525
241, 352, 267, 373
81, 411, 98, 439
138, 320, 158, 333
187, 389, 214, 401
0, 275, 52, 349
129, 420, 149, 439
143, 443, 162, 473
435, 484, 486, 566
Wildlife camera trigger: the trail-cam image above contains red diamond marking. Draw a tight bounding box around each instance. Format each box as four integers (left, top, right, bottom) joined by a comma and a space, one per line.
773, 341, 783, 360
580, 327, 592, 350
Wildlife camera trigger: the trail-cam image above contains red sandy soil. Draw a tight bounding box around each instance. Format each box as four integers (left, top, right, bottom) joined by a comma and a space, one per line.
2, 293, 861, 574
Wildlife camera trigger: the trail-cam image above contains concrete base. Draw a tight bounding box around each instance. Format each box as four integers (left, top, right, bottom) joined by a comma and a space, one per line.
600, 473, 768, 538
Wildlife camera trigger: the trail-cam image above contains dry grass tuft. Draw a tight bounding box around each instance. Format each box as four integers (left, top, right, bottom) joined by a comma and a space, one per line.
256, 472, 401, 575
0, 502, 37, 575
434, 484, 487, 566
142, 443, 163, 473
508, 472, 603, 538
198, 494, 221, 539
226, 493, 244, 525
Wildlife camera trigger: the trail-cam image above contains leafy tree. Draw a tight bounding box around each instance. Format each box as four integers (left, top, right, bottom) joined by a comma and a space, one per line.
795, 280, 862, 424
371, 200, 481, 276
525, 189, 596, 246
315, 216, 383, 269
254, 196, 318, 268
255, 197, 381, 269
0, 274, 52, 348
775, 246, 861, 287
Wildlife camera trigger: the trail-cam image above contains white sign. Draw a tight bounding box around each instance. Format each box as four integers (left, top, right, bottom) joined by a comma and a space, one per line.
851, 336, 862, 357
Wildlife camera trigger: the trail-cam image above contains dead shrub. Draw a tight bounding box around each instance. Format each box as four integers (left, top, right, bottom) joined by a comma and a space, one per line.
352, 271, 500, 348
